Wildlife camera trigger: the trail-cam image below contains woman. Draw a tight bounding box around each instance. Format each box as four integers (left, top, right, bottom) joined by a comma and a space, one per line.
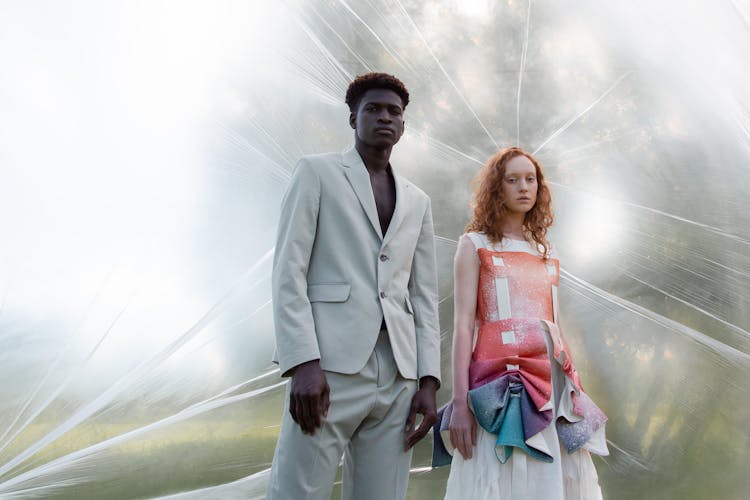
432, 147, 609, 499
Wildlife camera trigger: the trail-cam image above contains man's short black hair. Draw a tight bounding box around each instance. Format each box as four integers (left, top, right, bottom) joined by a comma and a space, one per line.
345, 72, 410, 112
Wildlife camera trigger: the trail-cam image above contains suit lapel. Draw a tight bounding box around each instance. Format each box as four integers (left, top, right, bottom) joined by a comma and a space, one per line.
383, 172, 407, 247
342, 147, 383, 240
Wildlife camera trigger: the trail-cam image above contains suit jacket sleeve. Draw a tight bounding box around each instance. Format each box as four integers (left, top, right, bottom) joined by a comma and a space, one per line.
272, 158, 321, 376
408, 197, 442, 383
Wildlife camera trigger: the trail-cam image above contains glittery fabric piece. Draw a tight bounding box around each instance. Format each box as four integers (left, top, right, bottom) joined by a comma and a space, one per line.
470, 249, 559, 409
432, 236, 608, 467
474, 248, 559, 325
557, 390, 609, 454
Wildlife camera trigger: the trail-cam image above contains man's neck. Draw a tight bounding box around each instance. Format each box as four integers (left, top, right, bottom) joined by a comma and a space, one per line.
355, 142, 392, 173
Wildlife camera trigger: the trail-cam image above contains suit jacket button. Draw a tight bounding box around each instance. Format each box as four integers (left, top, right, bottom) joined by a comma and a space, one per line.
380, 254, 389, 261
380, 291, 386, 298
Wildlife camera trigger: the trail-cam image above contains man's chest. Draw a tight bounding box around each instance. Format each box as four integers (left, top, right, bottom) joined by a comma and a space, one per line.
368, 170, 396, 234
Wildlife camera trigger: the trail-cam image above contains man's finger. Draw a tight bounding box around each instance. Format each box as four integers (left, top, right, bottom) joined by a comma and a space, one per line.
300, 395, 314, 434
404, 426, 417, 450
414, 417, 431, 440
405, 419, 430, 450
322, 385, 330, 417
405, 430, 421, 450
404, 406, 417, 432
298, 396, 309, 431
312, 394, 322, 429
289, 394, 299, 425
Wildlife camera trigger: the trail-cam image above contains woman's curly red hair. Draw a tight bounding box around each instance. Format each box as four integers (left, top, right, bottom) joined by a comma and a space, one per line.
466, 147, 554, 257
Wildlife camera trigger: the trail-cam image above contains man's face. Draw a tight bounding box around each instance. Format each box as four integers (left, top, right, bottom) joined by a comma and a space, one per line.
350, 88, 405, 149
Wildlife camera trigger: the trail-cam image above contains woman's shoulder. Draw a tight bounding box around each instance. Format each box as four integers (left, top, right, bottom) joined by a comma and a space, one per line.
460, 231, 486, 250
460, 232, 558, 259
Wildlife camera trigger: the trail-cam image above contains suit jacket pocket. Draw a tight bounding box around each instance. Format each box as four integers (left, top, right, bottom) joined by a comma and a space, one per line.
307, 283, 351, 302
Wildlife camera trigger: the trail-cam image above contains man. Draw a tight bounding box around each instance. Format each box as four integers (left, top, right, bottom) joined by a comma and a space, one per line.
266, 72, 441, 500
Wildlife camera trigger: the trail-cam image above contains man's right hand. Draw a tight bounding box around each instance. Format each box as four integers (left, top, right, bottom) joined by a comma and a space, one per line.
289, 359, 330, 435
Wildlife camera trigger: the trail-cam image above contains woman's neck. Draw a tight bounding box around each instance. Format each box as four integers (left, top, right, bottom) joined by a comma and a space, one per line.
501, 214, 526, 240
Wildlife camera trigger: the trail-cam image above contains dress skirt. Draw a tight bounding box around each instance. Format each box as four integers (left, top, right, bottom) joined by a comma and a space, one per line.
443, 425, 602, 500
443, 324, 605, 500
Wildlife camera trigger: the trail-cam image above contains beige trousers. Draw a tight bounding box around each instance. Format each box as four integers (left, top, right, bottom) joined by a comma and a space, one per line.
266, 331, 418, 500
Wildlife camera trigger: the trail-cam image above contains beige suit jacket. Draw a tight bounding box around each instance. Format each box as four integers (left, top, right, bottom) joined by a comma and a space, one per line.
272, 147, 441, 381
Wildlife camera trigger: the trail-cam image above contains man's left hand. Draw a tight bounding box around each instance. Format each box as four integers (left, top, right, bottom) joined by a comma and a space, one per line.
404, 376, 439, 451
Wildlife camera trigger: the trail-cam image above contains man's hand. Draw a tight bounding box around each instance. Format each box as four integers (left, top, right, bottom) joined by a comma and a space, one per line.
289, 359, 330, 435
404, 376, 439, 451
448, 401, 477, 459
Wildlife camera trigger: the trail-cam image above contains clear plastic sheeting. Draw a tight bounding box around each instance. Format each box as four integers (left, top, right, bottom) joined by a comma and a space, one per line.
1, 0, 748, 498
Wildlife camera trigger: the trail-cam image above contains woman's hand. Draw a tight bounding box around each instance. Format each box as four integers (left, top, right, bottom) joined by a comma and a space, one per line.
449, 402, 477, 459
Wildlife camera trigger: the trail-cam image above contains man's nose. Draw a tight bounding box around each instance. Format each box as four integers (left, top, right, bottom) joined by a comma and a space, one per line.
377, 110, 392, 122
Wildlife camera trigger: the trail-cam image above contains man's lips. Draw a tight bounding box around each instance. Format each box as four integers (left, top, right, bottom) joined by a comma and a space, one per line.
375, 128, 395, 135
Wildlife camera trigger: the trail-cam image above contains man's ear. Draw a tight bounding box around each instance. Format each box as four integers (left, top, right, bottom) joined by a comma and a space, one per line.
349, 111, 356, 129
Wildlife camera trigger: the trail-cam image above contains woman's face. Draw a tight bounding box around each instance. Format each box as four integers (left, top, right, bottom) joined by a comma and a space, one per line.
501, 154, 538, 215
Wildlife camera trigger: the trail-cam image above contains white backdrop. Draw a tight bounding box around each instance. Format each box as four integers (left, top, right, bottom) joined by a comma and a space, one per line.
1, 1, 749, 498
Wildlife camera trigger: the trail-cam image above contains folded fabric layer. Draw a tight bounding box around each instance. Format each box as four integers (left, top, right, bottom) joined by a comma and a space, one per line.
470, 318, 555, 411
469, 374, 553, 462
432, 364, 608, 466
432, 404, 454, 467
557, 390, 608, 454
